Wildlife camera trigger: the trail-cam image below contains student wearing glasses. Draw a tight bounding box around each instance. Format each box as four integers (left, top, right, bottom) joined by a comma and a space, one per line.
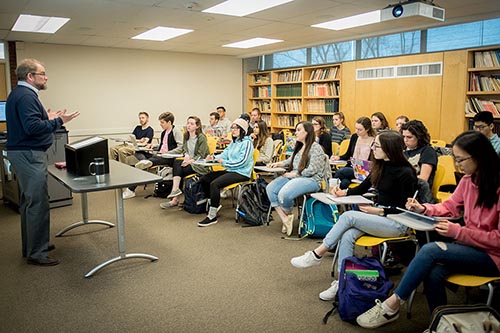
312, 116, 332, 157
291, 131, 417, 302
357, 131, 500, 329
473, 111, 500, 154
197, 118, 254, 227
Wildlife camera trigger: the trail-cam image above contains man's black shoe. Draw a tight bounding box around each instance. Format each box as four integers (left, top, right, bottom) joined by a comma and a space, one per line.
27, 257, 60, 266
48, 244, 56, 251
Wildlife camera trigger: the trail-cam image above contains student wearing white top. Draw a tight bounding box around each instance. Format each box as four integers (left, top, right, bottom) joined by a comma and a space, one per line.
251, 120, 273, 166
216, 106, 232, 134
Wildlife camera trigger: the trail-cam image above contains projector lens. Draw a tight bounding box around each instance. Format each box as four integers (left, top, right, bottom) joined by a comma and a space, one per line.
392, 5, 403, 18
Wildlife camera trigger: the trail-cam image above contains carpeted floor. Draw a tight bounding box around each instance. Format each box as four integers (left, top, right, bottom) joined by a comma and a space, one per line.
0, 185, 492, 332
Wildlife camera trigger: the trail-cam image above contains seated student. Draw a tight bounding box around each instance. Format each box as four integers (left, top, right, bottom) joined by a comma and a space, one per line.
197, 118, 254, 227
371, 112, 391, 133
160, 116, 210, 209
402, 120, 438, 189
249, 107, 262, 130
251, 119, 273, 166
395, 115, 409, 133
216, 106, 232, 135
290, 131, 417, 301
122, 111, 182, 199
240, 113, 253, 135
266, 121, 327, 236
312, 116, 332, 157
110, 111, 154, 164
356, 131, 500, 329
330, 112, 351, 144
205, 111, 223, 137
331, 117, 376, 189
473, 111, 500, 154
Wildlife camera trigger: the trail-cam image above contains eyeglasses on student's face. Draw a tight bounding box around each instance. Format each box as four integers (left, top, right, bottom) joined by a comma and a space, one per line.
473, 124, 488, 130
452, 155, 472, 163
371, 142, 382, 150
231, 126, 239, 130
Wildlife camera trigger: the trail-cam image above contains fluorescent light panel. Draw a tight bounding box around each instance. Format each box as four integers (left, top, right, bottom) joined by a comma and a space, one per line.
312, 10, 381, 30
223, 37, 283, 49
132, 26, 193, 41
12, 14, 70, 34
203, 0, 294, 17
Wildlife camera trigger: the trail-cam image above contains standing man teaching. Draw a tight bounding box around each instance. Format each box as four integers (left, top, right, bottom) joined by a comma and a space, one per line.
6, 58, 80, 266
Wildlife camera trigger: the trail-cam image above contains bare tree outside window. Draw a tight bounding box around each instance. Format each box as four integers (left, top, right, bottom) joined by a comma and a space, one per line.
312, 41, 355, 64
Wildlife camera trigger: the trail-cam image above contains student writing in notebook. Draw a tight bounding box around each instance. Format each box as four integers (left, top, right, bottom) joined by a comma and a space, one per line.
357, 131, 500, 329
291, 131, 417, 301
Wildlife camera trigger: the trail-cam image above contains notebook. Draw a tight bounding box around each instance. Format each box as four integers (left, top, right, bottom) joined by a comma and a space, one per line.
387, 208, 457, 231
351, 158, 371, 181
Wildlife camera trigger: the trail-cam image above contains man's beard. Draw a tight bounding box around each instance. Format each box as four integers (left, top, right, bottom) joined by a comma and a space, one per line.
34, 82, 47, 90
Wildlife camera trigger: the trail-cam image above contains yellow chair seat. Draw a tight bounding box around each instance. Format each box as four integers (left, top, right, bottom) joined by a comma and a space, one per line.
446, 274, 500, 287
355, 235, 410, 247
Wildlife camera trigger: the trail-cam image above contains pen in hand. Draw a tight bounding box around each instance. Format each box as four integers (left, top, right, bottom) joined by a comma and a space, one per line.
411, 190, 419, 204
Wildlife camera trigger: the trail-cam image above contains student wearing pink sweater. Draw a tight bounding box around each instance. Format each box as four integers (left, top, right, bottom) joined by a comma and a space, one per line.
357, 130, 500, 329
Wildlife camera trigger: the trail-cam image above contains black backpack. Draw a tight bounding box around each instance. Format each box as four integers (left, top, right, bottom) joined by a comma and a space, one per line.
236, 178, 270, 226
183, 175, 208, 214
153, 180, 173, 198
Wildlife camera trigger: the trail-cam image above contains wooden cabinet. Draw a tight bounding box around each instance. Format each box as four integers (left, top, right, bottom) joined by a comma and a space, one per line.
247, 64, 341, 132
465, 46, 500, 132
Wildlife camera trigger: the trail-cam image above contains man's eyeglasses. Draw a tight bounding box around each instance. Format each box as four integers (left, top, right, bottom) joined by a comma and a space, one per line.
473, 124, 488, 130
31, 72, 47, 77
452, 155, 472, 163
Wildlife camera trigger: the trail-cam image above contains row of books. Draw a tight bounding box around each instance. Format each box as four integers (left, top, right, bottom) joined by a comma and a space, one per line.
276, 115, 301, 127
466, 97, 500, 116
277, 99, 302, 112
275, 84, 302, 97
261, 114, 271, 124
306, 115, 334, 127
306, 99, 339, 113
277, 70, 302, 83
473, 49, 500, 68
469, 73, 500, 91
252, 86, 271, 98
251, 100, 271, 111
308, 67, 339, 81
306, 82, 340, 96
252, 73, 270, 84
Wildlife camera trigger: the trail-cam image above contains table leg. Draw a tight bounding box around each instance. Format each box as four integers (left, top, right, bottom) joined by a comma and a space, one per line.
84, 188, 158, 278
56, 192, 115, 237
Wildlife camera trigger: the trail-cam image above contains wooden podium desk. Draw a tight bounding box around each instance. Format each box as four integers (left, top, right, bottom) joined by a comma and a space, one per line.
48, 160, 162, 278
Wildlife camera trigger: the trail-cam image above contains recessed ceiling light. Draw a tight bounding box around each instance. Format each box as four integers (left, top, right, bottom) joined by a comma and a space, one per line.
312, 10, 381, 30
223, 38, 283, 49
12, 14, 70, 34
203, 0, 294, 17
131, 26, 193, 41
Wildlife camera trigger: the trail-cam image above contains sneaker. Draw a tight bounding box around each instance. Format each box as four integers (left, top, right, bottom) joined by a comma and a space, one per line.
167, 189, 182, 199
284, 214, 294, 237
319, 280, 339, 301
356, 299, 400, 329
198, 216, 218, 227
281, 224, 287, 234
122, 188, 136, 199
135, 160, 153, 170
160, 201, 178, 209
290, 250, 322, 269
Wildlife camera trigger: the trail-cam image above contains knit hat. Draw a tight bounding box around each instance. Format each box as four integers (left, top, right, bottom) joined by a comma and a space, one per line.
232, 118, 249, 134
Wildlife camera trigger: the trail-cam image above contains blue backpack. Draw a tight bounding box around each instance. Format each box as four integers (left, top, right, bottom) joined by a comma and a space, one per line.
323, 256, 394, 324
298, 197, 338, 239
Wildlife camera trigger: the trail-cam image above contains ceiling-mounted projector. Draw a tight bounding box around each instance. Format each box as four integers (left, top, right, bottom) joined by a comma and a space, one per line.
381, 1, 445, 22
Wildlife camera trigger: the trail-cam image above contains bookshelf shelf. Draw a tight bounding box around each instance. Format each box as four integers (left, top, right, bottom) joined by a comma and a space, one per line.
247, 64, 341, 132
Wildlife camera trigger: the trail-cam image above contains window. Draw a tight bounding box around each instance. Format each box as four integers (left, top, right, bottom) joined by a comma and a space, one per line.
0, 42, 4, 60
427, 18, 500, 52
311, 41, 355, 64
360, 31, 421, 59
268, 49, 307, 69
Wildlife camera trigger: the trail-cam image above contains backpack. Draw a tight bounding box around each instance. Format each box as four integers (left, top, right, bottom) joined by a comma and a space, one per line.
424, 304, 500, 333
236, 178, 270, 226
298, 197, 338, 238
323, 256, 394, 324
183, 175, 208, 214
153, 180, 173, 198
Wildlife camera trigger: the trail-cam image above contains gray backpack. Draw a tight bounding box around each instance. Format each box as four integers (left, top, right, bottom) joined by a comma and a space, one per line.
424, 304, 500, 333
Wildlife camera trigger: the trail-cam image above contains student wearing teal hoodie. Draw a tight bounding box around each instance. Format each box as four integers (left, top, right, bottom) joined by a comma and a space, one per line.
198, 118, 254, 227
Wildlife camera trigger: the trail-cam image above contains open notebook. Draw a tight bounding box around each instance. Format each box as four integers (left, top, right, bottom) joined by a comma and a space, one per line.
387, 208, 457, 231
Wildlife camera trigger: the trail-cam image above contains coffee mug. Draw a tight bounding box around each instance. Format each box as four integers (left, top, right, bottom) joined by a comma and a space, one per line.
89, 157, 106, 183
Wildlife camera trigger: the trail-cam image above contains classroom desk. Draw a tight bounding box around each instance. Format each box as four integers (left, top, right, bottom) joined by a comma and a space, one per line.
48, 160, 162, 278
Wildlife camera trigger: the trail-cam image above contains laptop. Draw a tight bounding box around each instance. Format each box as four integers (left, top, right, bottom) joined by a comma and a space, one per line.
128, 134, 151, 151
351, 158, 371, 182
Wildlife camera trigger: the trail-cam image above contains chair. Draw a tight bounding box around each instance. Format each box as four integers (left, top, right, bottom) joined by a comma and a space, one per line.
331, 142, 339, 156
206, 135, 218, 155
338, 139, 350, 157
432, 155, 457, 203
223, 149, 259, 208
446, 274, 500, 306
431, 139, 447, 147
271, 140, 284, 163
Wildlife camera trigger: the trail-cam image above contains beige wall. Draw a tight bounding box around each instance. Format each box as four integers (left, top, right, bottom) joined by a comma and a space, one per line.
16, 43, 243, 138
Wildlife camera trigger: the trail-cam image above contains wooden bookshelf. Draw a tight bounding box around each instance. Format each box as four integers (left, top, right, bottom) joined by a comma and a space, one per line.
465, 47, 500, 123
247, 64, 341, 132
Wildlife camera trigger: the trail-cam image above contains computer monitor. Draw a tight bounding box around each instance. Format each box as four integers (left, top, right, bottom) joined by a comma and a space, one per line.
0, 101, 6, 122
